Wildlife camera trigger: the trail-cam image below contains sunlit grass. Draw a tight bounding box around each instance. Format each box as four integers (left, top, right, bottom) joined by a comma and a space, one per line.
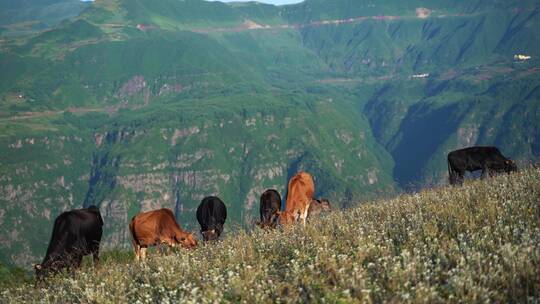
2, 168, 539, 303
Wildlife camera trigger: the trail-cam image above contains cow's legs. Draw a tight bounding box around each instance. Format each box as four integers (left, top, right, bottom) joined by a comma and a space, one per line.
158, 243, 173, 255
449, 171, 458, 185
70, 254, 83, 272
481, 167, 490, 179
134, 245, 141, 262
92, 248, 100, 266
140, 247, 147, 261
89, 241, 100, 266
158, 244, 166, 255
293, 210, 301, 223
168, 243, 176, 255
132, 239, 141, 261
456, 170, 464, 185
301, 208, 309, 226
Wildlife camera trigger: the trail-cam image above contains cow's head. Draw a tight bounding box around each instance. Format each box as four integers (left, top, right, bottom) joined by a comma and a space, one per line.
201, 229, 219, 241
176, 232, 197, 249
277, 210, 295, 226
34, 263, 46, 281
256, 220, 277, 230
257, 212, 279, 229
255, 221, 267, 229
34, 259, 66, 281
319, 199, 332, 211
504, 159, 518, 172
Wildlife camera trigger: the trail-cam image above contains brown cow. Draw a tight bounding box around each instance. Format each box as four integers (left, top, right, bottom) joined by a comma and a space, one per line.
278, 172, 315, 226
129, 208, 197, 261
308, 198, 331, 219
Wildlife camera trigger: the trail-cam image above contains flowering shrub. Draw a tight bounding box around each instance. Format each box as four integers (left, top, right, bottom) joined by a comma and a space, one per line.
2, 168, 539, 303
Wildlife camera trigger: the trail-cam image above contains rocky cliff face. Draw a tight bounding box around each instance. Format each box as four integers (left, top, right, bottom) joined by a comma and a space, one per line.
0, 101, 395, 265
0, 132, 94, 265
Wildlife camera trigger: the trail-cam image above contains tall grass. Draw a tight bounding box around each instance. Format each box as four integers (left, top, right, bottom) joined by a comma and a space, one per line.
2, 168, 539, 303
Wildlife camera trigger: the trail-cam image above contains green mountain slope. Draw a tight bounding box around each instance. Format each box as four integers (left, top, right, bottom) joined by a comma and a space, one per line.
295, 3, 540, 186
0, 0, 90, 37
0, 0, 539, 267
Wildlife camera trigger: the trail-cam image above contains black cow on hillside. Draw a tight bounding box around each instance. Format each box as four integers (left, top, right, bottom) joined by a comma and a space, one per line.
257, 189, 281, 229
35, 205, 103, 280
196, 196, 227, 241
448, 146, 517, 185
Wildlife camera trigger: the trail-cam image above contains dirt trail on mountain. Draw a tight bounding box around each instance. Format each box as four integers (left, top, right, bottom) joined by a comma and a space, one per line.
193, 15, 406, 34
192, 6, 537, 34
1, 106, 119, 122
191, 11, 485, 34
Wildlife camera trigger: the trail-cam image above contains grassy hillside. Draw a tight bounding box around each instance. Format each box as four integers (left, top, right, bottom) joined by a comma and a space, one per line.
1, 167, 538, 302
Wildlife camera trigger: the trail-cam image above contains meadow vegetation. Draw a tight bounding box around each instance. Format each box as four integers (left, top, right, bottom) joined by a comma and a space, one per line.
1, 167, 539, 303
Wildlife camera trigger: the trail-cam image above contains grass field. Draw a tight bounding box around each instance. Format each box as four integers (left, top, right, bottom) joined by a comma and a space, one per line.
1, 168, 539, 303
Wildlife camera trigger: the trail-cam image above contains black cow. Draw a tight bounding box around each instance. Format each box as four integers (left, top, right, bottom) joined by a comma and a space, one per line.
196, 196, 227, 241
448, 146, 517, 185
35, 205, 103, 280
257, 189, 281, 229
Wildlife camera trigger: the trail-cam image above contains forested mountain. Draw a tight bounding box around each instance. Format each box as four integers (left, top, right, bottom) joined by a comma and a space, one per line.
0, 0, 90, 36
0, 0, 538, 266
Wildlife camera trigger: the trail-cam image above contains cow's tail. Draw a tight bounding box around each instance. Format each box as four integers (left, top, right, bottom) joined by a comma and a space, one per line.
447, 157, 457, 185
128, 217, 139, 248
87, 205, 104, 226
128, 217, 135, 239
95, 211, 104, 227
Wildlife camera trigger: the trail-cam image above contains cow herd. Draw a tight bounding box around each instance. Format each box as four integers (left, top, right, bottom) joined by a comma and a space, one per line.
34, 145, 517, 280
34, 171, 331, 279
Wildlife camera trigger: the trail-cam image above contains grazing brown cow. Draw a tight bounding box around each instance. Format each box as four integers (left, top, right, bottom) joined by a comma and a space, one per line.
279, 172, 315, 226
308, 198, 331, 219
129, 208, 197, 261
